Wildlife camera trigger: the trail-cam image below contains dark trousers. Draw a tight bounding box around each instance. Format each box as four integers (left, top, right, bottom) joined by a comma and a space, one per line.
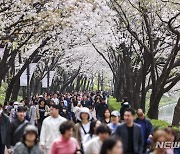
37, 120, 43, 135
0, 140, 5, 154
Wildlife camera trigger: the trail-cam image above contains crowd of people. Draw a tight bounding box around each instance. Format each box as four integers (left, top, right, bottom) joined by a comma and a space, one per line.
0, 91, 179, 154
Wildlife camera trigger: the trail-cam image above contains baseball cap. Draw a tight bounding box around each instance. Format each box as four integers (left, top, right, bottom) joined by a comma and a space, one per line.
111, 110, 120, 117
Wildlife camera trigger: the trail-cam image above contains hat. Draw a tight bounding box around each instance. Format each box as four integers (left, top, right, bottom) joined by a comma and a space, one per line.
17, 106, 26, 112
77, 107, 92, 121
73, 106, 80, 114
124, 102, 129, 105
111, 110, 120, 117
14, 101, 19, 105
24, 125, 38, 135
39, 95, 43, 98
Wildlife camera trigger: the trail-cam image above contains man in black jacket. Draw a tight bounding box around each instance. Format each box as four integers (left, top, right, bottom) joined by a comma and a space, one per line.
115, 108, 143, 154
0, 104, 10, 154
134, 109, 153, 153
7, 106, 29, 153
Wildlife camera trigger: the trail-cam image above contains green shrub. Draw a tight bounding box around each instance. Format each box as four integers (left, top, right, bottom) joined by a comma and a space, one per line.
108, 96, 121, 111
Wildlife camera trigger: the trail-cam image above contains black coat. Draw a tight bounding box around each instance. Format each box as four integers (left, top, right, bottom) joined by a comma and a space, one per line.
0, 113, 10, 145
7, 119, 29, 148
96, 103, 108, 119
81, 100, 92, 108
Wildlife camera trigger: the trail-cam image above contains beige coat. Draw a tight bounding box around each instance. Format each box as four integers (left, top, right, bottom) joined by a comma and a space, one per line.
34, 105, 49, 121
74, 123, 82, 146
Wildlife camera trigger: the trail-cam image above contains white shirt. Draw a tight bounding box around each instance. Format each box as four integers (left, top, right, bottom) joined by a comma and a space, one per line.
51, 98, 59, 105
40, 115, 67, 149
84, 137, 102, 154
80, 122, 90, 142
82, 134, 96, 145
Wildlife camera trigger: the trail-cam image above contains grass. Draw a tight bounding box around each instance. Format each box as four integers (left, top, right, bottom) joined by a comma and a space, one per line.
108, 96, 121, 111
108, 96, 180, 132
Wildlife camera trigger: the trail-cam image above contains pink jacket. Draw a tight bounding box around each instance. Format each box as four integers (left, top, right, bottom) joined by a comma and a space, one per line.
50, 136, 80, 154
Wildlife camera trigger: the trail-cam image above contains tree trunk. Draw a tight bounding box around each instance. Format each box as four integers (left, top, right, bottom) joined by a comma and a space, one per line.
11, 78, 20, 101
147, 91, 163, 119
172, 97, 180, 126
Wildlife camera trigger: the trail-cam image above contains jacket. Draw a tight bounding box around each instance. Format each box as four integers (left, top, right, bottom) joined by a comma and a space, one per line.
34, 105, 49, 121
7, 119, 29, 148
74, 123, 82, 146
13, 142, 43, 154
40, 115, 67, 149
95, 103, 108, 119
50, 136, 80, 154
0, 113, 10, 145
84, 137, 102, 154
115, 122, 143, 154
134, 117, 153, 140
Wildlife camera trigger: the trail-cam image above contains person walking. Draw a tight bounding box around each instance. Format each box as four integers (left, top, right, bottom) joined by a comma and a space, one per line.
147, 130, 168, 154
134, 108, 153, 153
115, 108, 143, 154
84, 124, 111, 154
50, 121, 81, 154
35, 99, 49, 134
120, 97, 130, 120
0, 104, 10, 154
13, 125, 43, 154
101, 109, 111, 124
96, 97, 108, 120
82, 120, 101, 144
29, 101, 37, 125
7, 106, 29, 153
40, 104, 67, 154
74, 107, 92, 146
108, 110, 120, 134
100, 137, 123, 154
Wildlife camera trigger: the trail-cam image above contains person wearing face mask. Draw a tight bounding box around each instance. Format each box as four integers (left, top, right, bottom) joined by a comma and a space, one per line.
60, 106, 76, 123
9, 101, 19, 122
0, 104, 10, 154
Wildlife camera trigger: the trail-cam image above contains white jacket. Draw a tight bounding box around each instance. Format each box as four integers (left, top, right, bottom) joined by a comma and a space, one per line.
40, 115, 67, 149
84, 137, 102, 154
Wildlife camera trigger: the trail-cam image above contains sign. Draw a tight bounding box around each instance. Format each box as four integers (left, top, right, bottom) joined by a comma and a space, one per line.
42, 71, 55, 88
20, 63, 37, 86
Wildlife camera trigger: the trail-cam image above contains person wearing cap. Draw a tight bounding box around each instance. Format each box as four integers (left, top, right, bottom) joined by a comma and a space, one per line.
0, 103, 10, 154
74, 107, 92, 146
9, 101, 19, 122
13, 125, 43, 154
40, 104, 67, 154
108, 110, 120, 134
120, 97, 131, 120
7, 106, 29, 153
